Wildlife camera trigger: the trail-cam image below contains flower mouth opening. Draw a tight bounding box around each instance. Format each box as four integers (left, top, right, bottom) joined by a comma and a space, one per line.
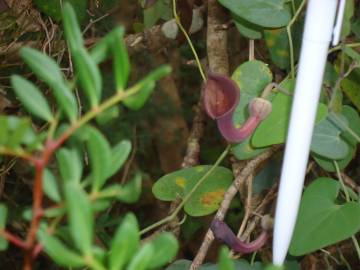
203, 74, 240, 120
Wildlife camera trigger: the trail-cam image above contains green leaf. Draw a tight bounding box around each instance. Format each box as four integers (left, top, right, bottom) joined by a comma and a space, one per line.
218, 0, 291, 28
165, 260, 192, 270
111, 27, 130, 90
116, 172, 142, 203
64, 183, 93, 255
109, 213, 139, 270
0, 204, 8, 250
19, 48, 77, 121
219, 246, 235, 270
252, 79, 328, 147
341, 67, 360, 111
340, 0, 354, 39
153, 166, 233, 216
90, 36, 110, 64
231, 136, 269, 161
148, 232, 179, 269
35, 0, 87, 23
62, 2, 84, 52
72, 48, 102, 107
56, 148, 83, 184
43, 169, 61, 202
232, 14, 262, 39
86, 127, 112, 191
107, 140, 132, 178
289, 178, 360, 256
123, 65, 171, 110
231, 60, 273, 125
7, 118, 31, 148
143, 0, 172, 28
20, 47, 63, 83
39, 232, 85, 267
312, 105, 360, 171
310, 116, 349, 159
0, 116, 8, 145
343, 46, 360, 66
11, 75, 53, 122
126, 242, 154, 270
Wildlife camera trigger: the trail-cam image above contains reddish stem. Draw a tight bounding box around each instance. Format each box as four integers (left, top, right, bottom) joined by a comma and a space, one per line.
0, 229, 27, 249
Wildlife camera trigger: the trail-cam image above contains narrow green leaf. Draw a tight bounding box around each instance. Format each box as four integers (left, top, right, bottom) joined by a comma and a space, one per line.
111, 27, 130, 90
219, 246, 235, 270
62, 2, 84, 52
117, 172, 142, 203
148, 232, 179, 269
20, 47, 63, 84
7, 118, 31, 148
72, 47, 102, 107
0, 204, 8, 250
39, 232, 85, 267
52, 81, 78, 122
86, 127, 112, 191
11, 75, 53, 121
64, 183, 93, 255
43, 169, 61, 202
123, 65, 171, 110
343, 46, 360, 65
56, 148, 82, 184
107, 140, 132, 178
90, 36, 110, 64
0, 116, 8, 145
126, 243, 154, 270
109, 213, 140, 270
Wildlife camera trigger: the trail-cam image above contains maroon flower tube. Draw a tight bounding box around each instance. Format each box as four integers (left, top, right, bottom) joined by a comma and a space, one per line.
210, 218, 269, 254
203, 74, 272, 143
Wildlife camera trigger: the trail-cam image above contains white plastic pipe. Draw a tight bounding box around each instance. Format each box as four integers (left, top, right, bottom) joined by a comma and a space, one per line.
272, 0, 340, 265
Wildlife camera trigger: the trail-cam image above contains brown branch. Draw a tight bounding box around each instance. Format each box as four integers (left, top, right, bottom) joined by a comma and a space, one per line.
190, 146, 279, 270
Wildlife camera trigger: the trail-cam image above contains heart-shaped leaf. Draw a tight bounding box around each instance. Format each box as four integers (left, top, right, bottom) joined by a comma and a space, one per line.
252, 79, 328, 147
232, 14, 262, 39
310, 116, 349, 159
312, 105, 360, 171
218, 0, 291, 28
231, 137, 268, 161
152, 165, 233, 216
231, 60, 273, 125
289, 178, 360, 256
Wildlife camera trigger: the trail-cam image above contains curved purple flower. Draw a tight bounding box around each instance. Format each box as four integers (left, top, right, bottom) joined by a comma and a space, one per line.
210, 218, 269, 254
203, 74, 272, 143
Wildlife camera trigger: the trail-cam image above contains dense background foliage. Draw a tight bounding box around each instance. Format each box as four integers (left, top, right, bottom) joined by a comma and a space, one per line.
0, 0, 359, 269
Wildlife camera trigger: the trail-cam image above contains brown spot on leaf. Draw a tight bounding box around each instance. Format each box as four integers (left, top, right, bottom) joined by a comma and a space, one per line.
200, 189, 225, 206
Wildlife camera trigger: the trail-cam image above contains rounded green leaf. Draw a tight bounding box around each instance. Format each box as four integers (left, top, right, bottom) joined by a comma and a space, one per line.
310, 116, 349, 159
218, 0, 291, 28
252, 79, 328, 147
289, 178, 360, 256
233, 14, 262, 39
43, 169, 61, 202
64, 183, 93, 256
231, 60, 273, 125
148, 232, 179, 269
219, 246, 235, 270
11, 75, 53, 121
39, 232, 85, 267
109, 213, 139, 270
0, 204, 8, 250
231, 137, 269, 161
126, 243, 154, 270
153, 165, 233, 216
